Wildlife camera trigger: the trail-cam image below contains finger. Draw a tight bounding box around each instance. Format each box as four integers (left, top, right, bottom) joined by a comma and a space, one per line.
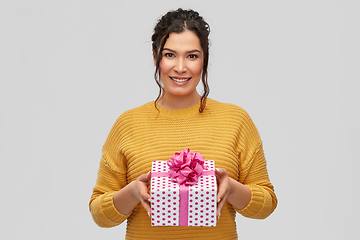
139, 184, 152, 216
215, 168, 222, 181
140, 190, 151, 201
216, 180, 229, 217
217, 179, 229, 203
137, 182, 151, 202
216, 168, 228, 177
216, 197, 226, 219
138, 171, 152, 183
139, 178, 151, 197
141, 199, 151, 215
145, 171, 151, 181
217, 186, 227, 203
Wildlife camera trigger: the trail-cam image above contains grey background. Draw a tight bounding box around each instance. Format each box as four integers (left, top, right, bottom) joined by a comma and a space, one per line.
1, 0, 359, 239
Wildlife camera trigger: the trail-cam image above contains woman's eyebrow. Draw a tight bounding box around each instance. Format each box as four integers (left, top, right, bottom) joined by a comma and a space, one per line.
163, 48, 202, 54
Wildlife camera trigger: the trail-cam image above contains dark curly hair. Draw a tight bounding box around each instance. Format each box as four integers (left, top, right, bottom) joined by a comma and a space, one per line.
151, 8, 210, 113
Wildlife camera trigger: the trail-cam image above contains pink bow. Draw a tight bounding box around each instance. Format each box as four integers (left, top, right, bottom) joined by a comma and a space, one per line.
167, 148, 207, 186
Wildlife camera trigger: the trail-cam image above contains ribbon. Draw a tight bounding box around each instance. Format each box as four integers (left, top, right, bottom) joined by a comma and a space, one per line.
151, 170, 215, 179
151, 170, 215, 226
179, 184, 188, 226
167, 148, 207, 186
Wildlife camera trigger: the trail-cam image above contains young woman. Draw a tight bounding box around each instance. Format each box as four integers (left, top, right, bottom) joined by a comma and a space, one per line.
90, 8, 277, 240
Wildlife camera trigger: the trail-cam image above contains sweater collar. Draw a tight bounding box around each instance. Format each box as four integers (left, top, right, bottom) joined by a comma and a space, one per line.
151, 100, 204, 119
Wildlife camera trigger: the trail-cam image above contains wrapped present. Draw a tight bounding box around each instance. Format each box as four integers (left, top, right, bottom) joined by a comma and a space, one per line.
150, 149, 217, 227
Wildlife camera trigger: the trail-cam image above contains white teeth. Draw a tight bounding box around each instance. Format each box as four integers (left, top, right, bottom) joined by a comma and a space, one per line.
170, 77, 191, 82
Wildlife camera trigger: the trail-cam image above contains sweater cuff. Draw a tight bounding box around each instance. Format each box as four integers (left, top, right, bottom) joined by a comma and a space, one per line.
101, 192, 132, 226
236, 185, 272, 219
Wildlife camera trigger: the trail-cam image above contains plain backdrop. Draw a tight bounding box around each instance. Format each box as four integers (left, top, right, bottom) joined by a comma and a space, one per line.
1, 0, 359, 239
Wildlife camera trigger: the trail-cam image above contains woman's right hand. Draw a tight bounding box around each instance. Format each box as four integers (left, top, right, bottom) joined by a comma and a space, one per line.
113, 171, 152, 216
130, 172, 152, 215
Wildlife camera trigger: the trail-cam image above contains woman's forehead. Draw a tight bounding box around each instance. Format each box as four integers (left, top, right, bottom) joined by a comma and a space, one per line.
164, 30, 202, 53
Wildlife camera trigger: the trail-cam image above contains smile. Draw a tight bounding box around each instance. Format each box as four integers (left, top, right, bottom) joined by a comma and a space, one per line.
170, 77, 191, 83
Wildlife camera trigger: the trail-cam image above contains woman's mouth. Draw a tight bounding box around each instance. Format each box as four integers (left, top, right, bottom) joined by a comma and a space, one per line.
170, 77, 191, 83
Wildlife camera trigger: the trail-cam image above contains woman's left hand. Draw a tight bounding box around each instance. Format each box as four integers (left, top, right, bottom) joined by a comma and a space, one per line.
215, 168, 234, 220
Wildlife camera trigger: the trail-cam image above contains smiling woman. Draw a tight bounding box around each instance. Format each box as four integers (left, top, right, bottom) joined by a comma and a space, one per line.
152, 9, 210, 113
89, 8, 277, 240
158, 30, 203, 110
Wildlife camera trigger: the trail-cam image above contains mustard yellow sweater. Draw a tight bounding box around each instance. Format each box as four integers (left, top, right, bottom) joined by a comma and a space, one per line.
89, 98, 277, 240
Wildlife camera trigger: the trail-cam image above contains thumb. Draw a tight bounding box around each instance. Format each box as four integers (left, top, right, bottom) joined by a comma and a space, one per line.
215, 168, 227, 180
138, 171, 151, 182
146, 171, 151, 179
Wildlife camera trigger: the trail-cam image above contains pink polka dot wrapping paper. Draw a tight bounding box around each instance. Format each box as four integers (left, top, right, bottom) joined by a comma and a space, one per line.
150, 160, 217, 227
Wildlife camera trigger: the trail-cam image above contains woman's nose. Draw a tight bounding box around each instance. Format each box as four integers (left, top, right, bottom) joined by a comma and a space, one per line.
174, 59, 187, 73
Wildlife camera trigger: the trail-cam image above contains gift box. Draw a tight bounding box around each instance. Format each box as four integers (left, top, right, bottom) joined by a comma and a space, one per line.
150, 149, 217, 227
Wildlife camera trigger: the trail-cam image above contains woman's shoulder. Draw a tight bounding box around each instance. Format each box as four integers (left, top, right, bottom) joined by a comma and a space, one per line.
206, 98, 250, 117
206, 98, 259, 135
122, 101, 154, 116
112, 101, 154, 125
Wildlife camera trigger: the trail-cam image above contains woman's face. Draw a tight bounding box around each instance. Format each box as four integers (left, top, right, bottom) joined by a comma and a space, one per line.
159, 30, 203, 100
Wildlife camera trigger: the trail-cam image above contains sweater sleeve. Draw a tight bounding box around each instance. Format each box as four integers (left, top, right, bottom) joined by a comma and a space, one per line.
234, 110, 277, 219
236, 142, 277, 219
89, 147, 131, 227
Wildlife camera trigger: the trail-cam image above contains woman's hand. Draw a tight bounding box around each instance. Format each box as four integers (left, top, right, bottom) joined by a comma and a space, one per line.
130, 172, 152, 215
215, 168, 252, 220
215, 168, 234, 219
113, 172, 152, 216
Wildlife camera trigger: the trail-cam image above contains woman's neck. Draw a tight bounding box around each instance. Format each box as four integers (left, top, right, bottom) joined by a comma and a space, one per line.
158, 92, 201, 110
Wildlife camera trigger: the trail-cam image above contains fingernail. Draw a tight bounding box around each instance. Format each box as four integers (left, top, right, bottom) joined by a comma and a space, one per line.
147, 211, 150, 217
217, 198, 221, 203
217, 215, 220, 221
148, 198, 151, 202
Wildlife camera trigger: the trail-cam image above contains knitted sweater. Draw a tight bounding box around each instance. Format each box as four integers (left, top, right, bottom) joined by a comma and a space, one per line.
89, 98, 277, 240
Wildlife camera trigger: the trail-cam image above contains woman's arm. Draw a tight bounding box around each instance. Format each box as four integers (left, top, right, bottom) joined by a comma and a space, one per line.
216, 168, 251, 218
216, 141, 277, 220
89, 150, 150, 227
113, 172, 151, 215
89, 153, 152, 228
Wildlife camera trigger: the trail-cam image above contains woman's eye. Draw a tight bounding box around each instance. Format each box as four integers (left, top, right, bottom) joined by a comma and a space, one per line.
188, 54, 198, 59
164, 53, 175, 58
